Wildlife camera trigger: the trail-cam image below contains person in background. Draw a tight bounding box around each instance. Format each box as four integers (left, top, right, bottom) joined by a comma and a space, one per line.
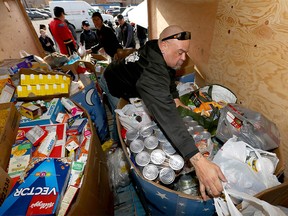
80, 20, 98, 49
117, 14, 135, 49
39, 24, 46, 31
136, 24, 147, 47
104, 25, 227, 201
39, 28, 55, 53
115, 21, 122, 43
49, 6, 77, 56
87, 12, 122, 58
65, 19, 78, 43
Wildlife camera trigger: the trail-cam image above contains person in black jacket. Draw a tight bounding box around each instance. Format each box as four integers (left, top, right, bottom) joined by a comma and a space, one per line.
117, 14, 135, 49
39, 29, 55, 53
80, 20, 98, 49
104, 25, 227, 201
87, 12, 122, 58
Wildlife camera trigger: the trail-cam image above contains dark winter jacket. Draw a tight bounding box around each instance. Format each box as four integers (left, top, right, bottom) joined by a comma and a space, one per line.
91, 24, 122, 58
80, 29, 98, 49
120, 22, 135, 48
104, 40, 198, 160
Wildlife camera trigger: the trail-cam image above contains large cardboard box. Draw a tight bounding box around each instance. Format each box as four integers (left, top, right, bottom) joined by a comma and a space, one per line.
116, 99, 215, 216
0, 103, 21, 170
116, 98, 285, 215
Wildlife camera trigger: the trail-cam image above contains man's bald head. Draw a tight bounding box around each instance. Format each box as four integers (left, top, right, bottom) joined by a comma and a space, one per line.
159, 25, 185, 41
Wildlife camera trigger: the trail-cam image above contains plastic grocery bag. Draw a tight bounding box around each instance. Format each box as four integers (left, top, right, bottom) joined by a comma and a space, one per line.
213, 137, 280, 196
216, 103, 280, 150
77, 44, 86, 57
214, 186, 286, 216
115, 104, 152, 131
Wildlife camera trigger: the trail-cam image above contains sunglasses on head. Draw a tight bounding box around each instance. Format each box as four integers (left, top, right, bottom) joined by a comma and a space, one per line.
161, 31, 191, 41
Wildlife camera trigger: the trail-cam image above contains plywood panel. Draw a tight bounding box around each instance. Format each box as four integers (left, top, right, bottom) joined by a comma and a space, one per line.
0, 0, 45, 61
205, 0, 288, 177
148, 0, 219, 74
149, 0, 287, 177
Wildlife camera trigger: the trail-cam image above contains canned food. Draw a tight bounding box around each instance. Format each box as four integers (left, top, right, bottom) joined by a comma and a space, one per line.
143, 164, 159, 181
182, 116, 193, 123
161, 141, 176, 155
140, 122, 155, 138
169, 154, 184, 170
189, 125, 205, 137
135, 151, 151, 166
155, 130, 167, 142
150, 149, 166, 165
185, 120, 198, 129
195, 131, 213, 157
144, 135, 158, 150
159, 167, 175, 184
130, 139, 144, 154
126, 128, 139, 143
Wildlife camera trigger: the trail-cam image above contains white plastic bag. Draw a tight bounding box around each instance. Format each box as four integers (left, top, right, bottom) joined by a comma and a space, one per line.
115, 104, 152, 131
77, 44, 86, 57
213, 137, 280, 196
214, 186, 286, 216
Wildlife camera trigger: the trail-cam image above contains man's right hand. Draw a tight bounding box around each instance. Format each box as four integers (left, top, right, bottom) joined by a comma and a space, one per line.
190, 153, 226, 201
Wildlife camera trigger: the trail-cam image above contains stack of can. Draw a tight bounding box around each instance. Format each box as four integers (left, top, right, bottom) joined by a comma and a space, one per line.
126, 121, 185, 185
183, 116, 214, 159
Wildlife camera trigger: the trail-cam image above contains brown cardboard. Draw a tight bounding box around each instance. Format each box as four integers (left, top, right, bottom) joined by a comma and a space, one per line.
61, 60, 97, 77
91, 54, 108, 61
0, 0, 45, 61
67, 101, 113, 215
0, 166, 11, 206
0, 103, 20, 170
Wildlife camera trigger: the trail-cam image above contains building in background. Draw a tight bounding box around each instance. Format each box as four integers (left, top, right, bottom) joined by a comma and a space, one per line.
21, 0, 143, 8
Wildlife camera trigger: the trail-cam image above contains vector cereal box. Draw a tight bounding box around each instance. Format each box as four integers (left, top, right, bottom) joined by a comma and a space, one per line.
0, 158, 70, 215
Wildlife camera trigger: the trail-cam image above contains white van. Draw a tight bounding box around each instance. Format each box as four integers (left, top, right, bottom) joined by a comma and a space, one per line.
49, 1, 114, 31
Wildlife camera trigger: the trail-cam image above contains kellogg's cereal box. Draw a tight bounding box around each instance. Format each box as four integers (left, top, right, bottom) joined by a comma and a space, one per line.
0, 158, 70, 215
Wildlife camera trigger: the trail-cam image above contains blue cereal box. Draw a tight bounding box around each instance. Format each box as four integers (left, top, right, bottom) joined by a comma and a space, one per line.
0, 158, 70, 215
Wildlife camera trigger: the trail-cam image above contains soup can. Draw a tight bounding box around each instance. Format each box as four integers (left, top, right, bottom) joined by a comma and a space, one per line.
159, 167, 175, 185
144, 135, 159, 150
169, 154, 184, 171
135, 151, 151, 167
130, 139, 144, 154
150, 149, 166, 165
161, 141, 176, 155
143, 164, 159, 181
126, 128, 139, 144
140, 123, 154, 138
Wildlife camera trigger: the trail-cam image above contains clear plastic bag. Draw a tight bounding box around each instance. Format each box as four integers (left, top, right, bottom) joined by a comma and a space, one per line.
107, 148, 130, 190
216, 103, 280, 150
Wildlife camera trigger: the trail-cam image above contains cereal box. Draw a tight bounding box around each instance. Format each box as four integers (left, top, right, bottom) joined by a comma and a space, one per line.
0, 158, 71, 215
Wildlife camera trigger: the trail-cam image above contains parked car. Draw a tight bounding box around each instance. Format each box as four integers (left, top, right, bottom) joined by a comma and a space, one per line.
26, 10, 49, 20
28, 8, 52, 17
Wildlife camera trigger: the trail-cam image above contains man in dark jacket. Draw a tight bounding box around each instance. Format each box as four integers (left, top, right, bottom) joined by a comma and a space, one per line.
87, 12, 122, 58
117, 14, 135, 48
80, 20, 98, 49
104, 25, 226, 201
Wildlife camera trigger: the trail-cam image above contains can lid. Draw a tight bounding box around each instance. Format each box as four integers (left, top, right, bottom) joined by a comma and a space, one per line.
135, 151, 151, 166
130, 139, 144, 153
143, 164, 159, 180
182, 116, 193, 123
161, 141, 176, 155
140, 123, 154, 138
159, 167, 175, 184
169, 154, 184, 170
144, 135, 158, 150
126, 128, 139, 141
156, 131, 167, 142
150, 149, 166, 165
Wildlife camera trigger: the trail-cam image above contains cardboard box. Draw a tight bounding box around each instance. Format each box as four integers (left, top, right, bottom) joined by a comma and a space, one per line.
0, 167, 11, 207
61, 60, 97, 78
0, 158, 71, 215
116, 99, 284, 216
18, 98, 66, 127
0, 103, 21, 170
17, 68, 70, 101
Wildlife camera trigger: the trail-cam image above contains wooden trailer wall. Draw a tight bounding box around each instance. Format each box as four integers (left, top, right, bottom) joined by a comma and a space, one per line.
148, 0, 288, 178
